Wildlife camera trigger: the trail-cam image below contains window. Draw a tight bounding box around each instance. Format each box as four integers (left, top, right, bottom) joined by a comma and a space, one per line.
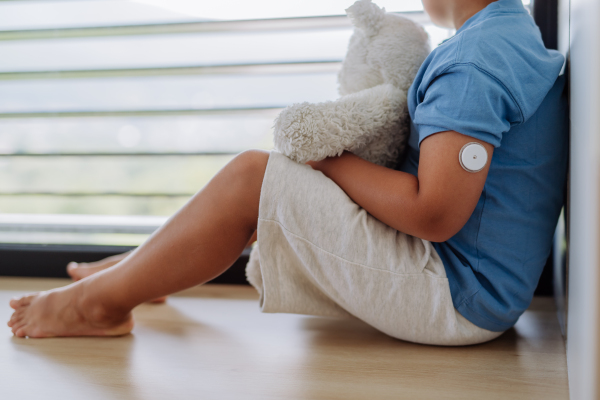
0, 1, 529, 259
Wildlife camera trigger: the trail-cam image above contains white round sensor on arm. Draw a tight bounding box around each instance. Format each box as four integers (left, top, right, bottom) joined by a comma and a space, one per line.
459, 142, 488, 173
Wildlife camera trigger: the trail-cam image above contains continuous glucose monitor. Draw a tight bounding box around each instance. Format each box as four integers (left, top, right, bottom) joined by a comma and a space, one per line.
459, 142, 488, 173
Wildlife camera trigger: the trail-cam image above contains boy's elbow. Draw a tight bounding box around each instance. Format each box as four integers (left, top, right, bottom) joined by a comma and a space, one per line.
417, 212, 462, 243
421, 229, 455, 243
419, 228, 453, 243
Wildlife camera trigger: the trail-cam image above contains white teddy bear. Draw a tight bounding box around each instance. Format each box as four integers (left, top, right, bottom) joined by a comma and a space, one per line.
273, 0, 431, 168
246, 0, 431, 295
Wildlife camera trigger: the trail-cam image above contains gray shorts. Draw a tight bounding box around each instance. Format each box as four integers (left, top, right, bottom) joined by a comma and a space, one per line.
246, 151, 503, 346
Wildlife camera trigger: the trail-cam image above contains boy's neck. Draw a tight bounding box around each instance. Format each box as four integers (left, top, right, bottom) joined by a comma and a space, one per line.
451, 0, 497, 30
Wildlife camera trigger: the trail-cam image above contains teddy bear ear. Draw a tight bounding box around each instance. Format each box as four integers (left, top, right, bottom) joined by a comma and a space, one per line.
345, 0, 386, 37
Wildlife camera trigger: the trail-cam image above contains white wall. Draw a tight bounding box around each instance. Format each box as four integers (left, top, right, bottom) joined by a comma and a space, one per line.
567, 0, 600, 398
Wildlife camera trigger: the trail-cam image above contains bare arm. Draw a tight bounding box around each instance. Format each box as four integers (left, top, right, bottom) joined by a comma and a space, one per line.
307, 130, 494, 242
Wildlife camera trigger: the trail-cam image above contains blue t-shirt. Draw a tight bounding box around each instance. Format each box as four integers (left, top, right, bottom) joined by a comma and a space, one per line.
398, 0, 567, 331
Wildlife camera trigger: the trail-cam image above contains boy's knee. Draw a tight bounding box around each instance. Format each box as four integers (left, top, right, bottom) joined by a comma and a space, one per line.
226, 149, 270, 191
232, 149, 270, 177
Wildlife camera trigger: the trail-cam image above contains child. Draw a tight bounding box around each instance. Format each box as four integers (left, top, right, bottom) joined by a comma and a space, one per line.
8, 0, 567, 345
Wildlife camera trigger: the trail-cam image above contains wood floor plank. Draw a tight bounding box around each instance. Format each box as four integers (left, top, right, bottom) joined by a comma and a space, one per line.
0, 278, 569, 400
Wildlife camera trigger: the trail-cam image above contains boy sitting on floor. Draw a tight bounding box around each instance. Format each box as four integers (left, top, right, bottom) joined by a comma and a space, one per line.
8, 0, 566, 345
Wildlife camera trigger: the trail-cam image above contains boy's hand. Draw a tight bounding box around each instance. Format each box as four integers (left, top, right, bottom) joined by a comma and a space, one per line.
305, 159, 330, 171
304, 131, 494, 242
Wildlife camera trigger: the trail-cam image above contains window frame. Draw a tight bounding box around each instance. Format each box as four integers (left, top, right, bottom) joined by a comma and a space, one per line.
0, 1, 552, 295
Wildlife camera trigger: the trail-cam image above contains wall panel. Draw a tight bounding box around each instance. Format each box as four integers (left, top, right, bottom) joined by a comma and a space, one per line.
566, 0, 600, 398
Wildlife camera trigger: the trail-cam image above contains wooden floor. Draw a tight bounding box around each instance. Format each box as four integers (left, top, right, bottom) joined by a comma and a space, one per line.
0, 278, 568, 400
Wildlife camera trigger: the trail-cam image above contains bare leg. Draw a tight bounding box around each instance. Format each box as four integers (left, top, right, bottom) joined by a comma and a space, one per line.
7, 150, 269, 338
65, 232, 257, 304
66, 251, 131, 281
67, 230, 258, 282
67, 251, 167, 304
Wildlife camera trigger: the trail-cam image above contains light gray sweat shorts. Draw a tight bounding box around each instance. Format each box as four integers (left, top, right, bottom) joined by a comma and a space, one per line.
246, 151, 503, 346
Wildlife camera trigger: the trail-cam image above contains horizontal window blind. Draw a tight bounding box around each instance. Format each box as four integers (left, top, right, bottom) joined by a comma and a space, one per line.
0, 0, 486, 246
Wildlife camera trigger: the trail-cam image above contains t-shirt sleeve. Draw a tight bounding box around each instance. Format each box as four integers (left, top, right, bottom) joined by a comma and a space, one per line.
413, 64, 523, 148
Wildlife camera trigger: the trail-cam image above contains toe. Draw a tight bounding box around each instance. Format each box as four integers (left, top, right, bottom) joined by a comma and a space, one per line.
67, 262, 84, 281
9, 295, 33, 310
9, 298, 18, 309
7, 319, 20, 328
8, 313, 23, 327
14, 326, 27, 338
66, 262, 78, 274
13, 328, 27, 337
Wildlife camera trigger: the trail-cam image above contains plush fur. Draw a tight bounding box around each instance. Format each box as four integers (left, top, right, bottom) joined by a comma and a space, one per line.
247, 1, 431, 285
273, 0, 430, 167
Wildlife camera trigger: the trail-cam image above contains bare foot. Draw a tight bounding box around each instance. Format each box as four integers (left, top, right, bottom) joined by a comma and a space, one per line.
66, 253, 126, 281
67, 254, 167, 304
7, 282, 133, 338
